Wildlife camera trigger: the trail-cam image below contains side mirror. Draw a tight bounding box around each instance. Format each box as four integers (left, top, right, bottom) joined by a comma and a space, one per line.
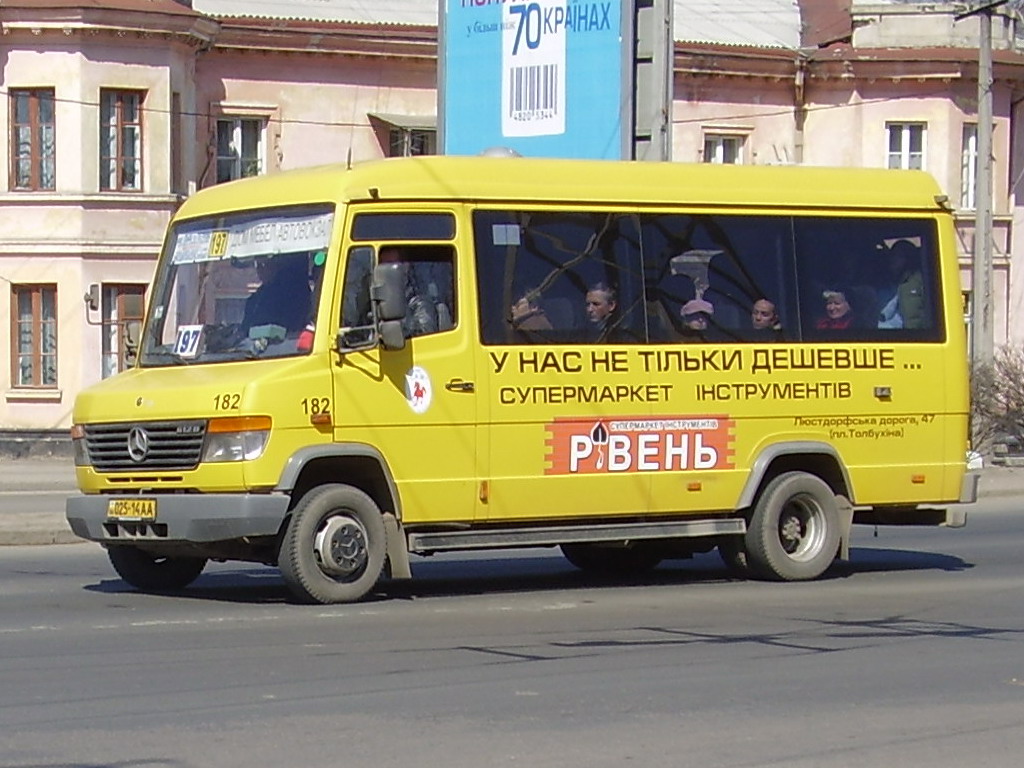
371, 263, 407, 322
378, 320, 405, 351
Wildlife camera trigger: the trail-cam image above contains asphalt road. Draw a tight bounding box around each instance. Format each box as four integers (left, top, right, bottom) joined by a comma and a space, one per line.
2, 497, 1023, 768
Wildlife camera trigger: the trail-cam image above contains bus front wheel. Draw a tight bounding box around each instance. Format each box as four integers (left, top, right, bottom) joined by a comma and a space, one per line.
279, 484, 387, 604
107, 546, 207, 592
746, 471, 840, 581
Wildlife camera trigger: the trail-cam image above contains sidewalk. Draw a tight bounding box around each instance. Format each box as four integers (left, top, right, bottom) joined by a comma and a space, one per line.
2, 456, 1024, 547
0, 456, 80, 546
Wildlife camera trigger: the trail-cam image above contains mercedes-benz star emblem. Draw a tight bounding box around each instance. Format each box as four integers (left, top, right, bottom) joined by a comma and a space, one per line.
127, 426, 150, 463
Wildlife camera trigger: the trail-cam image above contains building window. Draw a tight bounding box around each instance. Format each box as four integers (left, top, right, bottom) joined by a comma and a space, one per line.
101, 285, 145, 378
216, 118, 265, 183
887, 122, 925, 170
961, 123, 978, 210
389, 128, 436, 157
703, 134, 744, 164
100, 90, 143, 191
9, 89, 56, 191
11, 285, 57, 388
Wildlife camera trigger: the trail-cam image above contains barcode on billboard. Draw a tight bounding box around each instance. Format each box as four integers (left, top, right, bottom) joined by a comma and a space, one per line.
508, 64, 559, 118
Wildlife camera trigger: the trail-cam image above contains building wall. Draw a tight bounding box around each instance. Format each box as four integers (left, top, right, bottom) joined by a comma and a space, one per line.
672, 76, 798, 165
3, 5, 1024, 433
0, 31, 192, 431
193, 51, 439, 179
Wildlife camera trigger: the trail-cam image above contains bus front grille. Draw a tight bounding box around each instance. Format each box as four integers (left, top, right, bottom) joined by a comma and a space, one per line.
85, 420, 206, 472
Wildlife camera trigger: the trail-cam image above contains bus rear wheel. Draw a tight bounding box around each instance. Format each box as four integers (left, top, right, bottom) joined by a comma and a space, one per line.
279, 484, 386, 604
560, 542, 663, 577
746, 471, 840, 581
107, 546, 207, 592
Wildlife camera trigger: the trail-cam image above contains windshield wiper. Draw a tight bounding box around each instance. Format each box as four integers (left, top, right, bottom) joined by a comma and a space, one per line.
143, 348, 194, 366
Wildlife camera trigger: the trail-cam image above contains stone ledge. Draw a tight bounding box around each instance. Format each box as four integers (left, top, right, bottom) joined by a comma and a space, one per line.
0, 430, 73, 459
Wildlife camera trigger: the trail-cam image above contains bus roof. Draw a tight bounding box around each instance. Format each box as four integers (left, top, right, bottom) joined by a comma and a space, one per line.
176, 156, 948, 220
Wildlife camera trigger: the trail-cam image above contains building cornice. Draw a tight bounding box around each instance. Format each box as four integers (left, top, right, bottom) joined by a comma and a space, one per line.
674, 41, 1024, 86
0, 5, 219, 45
209, 20, 436, 61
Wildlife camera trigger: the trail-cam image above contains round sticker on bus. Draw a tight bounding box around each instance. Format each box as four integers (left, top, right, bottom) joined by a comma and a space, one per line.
405, 367, 432, 414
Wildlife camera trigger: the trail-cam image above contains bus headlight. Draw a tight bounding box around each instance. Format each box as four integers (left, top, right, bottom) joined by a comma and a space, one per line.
70, 424, 91, 466
202, 416, 272, 463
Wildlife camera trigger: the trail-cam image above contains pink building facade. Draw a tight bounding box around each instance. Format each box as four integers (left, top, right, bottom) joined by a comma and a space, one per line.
2, 0, 1023, 440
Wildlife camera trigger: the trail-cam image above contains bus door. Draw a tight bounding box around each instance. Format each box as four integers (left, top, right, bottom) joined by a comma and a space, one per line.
333, 219, 480, 526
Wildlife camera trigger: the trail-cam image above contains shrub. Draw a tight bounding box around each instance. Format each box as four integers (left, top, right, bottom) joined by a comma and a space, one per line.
971, 346, 1024, 458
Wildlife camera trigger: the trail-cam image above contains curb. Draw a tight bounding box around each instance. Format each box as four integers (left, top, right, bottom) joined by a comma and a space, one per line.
3, 470, 1023, 547
3, 530, 84, 547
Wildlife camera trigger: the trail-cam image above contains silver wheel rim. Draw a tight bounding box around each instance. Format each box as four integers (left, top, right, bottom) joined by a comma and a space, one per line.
776, 493, 828, 563
313, 513, 369, 579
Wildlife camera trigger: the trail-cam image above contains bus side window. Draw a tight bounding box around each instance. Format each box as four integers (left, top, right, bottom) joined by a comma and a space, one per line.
473, 210, 643, 345
794, 218, 943, 342
339, 246, 375, 348
640, 213, 792, 344
341, 246, 374, 328
378, 244, 456, 339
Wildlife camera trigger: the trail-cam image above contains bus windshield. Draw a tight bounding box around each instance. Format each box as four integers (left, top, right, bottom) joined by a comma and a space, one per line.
140, 205, 333, 367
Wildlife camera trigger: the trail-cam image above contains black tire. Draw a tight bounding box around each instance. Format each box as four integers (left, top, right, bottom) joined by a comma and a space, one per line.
279, 484, 387, 604
107, 546, 207, 592
560, 542, 663, 577
717, 535, 750, 577
745, 471, 841, 581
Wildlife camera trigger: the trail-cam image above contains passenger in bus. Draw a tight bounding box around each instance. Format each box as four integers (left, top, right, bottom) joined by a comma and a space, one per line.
877, 240, 925, 329
510, 287, 552, 332
750, 297, 782, 337
679, 298, 714, 341
583, 282, 619, 341
815, 288, 855, 330
240, 253, 311, 336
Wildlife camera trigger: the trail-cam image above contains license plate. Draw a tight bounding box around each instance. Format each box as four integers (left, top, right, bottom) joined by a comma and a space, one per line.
107, 498, 157, 521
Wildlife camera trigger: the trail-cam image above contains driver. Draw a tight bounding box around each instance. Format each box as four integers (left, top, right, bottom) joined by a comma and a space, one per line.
240, 253, 312, 335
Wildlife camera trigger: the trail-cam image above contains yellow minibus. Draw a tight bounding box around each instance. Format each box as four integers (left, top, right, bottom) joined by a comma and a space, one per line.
66, 155, 975, 603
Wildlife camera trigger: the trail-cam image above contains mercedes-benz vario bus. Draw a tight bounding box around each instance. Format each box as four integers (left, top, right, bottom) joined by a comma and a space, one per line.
66, 155, 975, 603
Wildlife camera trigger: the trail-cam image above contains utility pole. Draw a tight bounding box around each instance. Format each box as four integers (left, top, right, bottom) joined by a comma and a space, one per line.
956, 1, 1006, 366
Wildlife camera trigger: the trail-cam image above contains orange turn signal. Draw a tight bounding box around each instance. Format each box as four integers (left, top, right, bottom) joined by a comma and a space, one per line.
208, 415, 272, 433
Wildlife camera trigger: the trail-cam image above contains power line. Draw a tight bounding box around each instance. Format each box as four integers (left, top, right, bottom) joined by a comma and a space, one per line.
672, 84, 952, 126
0, 89, 368, 130
2, 80, 950, 135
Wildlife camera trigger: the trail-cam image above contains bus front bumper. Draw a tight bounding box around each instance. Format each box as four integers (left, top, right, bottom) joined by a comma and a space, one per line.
65, 493, 291, 543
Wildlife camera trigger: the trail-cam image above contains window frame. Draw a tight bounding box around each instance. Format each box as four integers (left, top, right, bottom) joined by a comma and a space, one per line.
9, 88, 56, 191
11, 284, 58, 389
702, 133, 745, 165
961, 123, 978, 211
886, 122, 926, 170
99, 89, 144, 192
388, 127, 437, 157
472, 208, 945, 347
101, 284, 146, 377
215, 116, 266, 184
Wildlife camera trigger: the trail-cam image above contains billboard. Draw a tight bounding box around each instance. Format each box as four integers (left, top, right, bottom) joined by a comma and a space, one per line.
439, 0, 631, 159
